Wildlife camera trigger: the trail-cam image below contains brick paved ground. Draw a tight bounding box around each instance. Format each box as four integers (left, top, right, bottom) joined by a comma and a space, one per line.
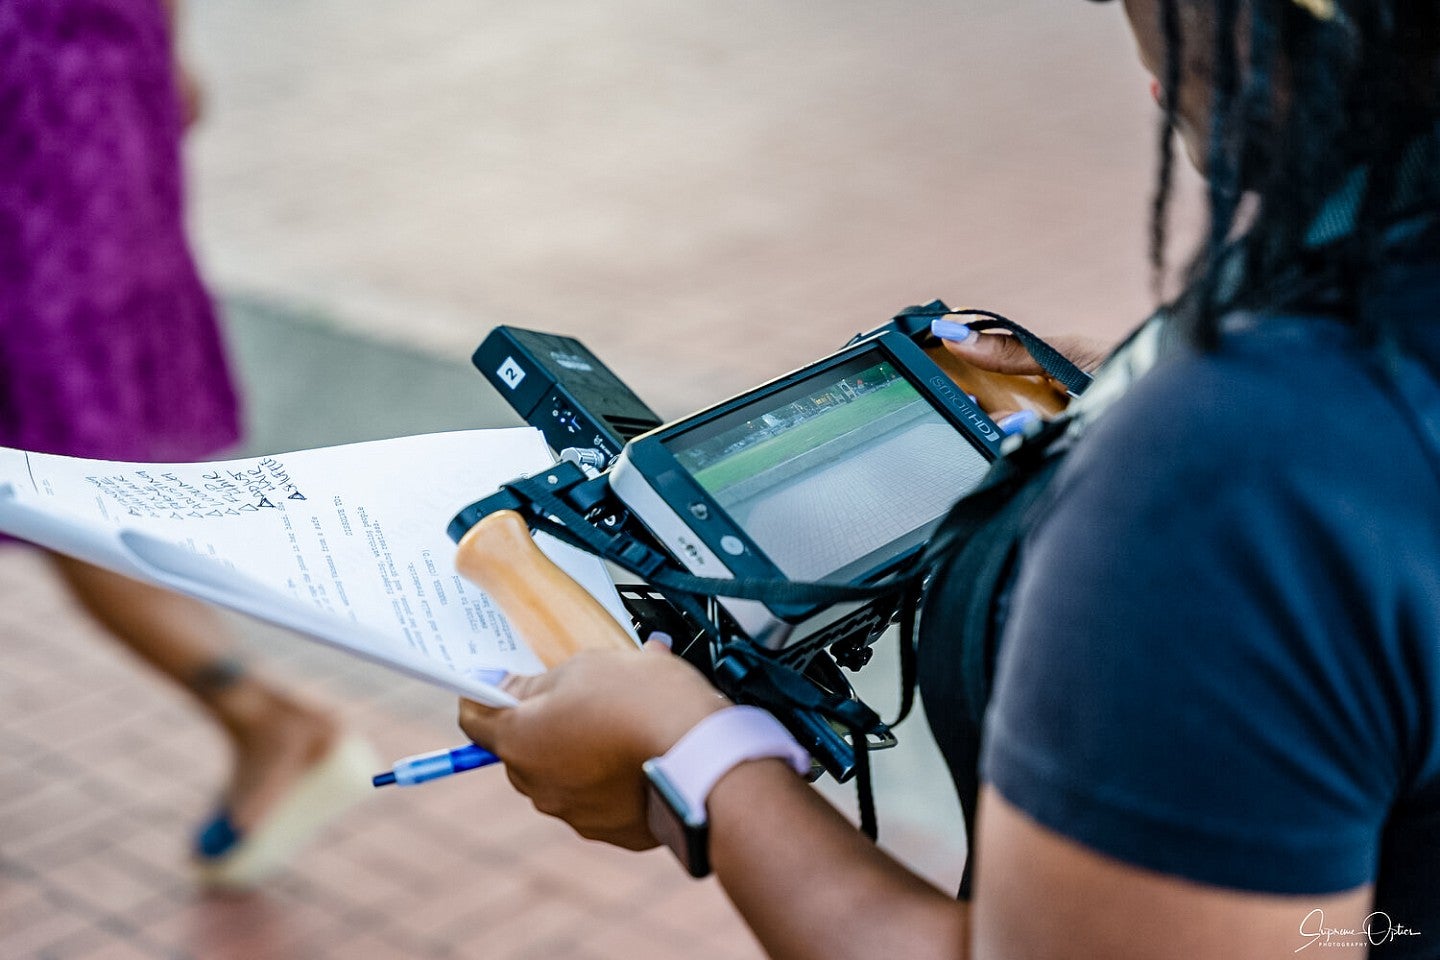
0, 303, 964, 960
4, 1, 1208, 956
0, 545, 773, 960
0, 534, 961, 960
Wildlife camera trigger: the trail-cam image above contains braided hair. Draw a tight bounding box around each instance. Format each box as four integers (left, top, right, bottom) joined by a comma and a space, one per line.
1150, 0, 1440, 347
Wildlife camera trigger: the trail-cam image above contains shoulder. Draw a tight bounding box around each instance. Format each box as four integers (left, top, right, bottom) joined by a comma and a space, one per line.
979, 315, 1440, 894
1040, 315, 1440, 578
1062, 317, 1411, 505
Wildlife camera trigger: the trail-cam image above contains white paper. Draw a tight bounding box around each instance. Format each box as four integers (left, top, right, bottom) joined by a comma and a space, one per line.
0, 429, 635, 706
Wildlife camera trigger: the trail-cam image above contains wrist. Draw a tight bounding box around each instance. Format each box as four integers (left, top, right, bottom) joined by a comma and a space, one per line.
645, 700, 728, 757
642, 705, 810, 877
630, 675, 732, 762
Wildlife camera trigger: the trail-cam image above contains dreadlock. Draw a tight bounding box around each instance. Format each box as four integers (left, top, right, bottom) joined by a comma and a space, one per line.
1150, 0, 1440, 348
1149, 0, 1184, 300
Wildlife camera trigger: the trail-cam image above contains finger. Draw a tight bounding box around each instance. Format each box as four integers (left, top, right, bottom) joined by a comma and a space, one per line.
936, 327, 1047, 376
458, 697, 510, 747
505, 764, 535, 798
501, 671, 552, 700
1043, 334, 1110, 374
177, 63, 205, 132
995, 409, 1039, 435
643, 635, 674, 655
611, 827, 661, 852
576, 821, 660, 852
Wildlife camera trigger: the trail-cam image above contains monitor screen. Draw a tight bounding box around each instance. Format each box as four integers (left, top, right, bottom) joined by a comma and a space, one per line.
664, 351, 991, 581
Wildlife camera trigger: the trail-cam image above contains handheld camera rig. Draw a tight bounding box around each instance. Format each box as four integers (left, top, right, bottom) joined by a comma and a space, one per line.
448, 301, 1084, 834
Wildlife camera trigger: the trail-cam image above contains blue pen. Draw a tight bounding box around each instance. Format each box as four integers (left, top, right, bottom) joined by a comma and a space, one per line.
371, 743, 500, 787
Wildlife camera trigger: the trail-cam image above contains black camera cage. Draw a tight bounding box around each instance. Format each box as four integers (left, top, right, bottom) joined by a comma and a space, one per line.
449, 299, 1092, 839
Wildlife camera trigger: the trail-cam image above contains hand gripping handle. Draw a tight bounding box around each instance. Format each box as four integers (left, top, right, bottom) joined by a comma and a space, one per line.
922, 343, 1070, 419
453, 509, 638, 669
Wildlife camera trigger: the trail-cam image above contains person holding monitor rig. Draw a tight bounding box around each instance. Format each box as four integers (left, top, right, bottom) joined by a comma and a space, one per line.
460, 1, 1440, 956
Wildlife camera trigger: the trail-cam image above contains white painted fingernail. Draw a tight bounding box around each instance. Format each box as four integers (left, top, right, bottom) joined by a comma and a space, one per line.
931, 318, 975, 342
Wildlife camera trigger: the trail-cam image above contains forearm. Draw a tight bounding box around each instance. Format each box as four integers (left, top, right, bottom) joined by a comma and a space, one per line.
709, 759, 970, 960
459, 647, 969, 957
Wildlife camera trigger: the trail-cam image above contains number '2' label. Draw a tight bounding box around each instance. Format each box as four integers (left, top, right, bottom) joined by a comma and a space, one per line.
497, 357, 526, 390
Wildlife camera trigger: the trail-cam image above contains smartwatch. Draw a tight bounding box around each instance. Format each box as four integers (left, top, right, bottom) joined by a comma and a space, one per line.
642, 705, 811, 878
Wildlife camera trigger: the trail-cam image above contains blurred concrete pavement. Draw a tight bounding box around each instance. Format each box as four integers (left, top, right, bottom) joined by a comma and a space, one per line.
184, 0, 1202, 419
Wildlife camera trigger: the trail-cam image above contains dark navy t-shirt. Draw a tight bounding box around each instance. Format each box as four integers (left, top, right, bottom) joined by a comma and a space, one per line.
981, 276, 1440, 954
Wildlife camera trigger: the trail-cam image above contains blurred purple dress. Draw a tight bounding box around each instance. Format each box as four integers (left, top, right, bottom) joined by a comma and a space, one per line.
0, 0, 241, 463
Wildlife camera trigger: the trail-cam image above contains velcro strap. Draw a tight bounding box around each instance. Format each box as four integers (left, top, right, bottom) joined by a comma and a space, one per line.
891, 300, 1092, 396
949, 313, 1093, 397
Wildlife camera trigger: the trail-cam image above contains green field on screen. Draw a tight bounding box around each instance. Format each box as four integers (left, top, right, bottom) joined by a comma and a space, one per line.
691, 380, 920, 494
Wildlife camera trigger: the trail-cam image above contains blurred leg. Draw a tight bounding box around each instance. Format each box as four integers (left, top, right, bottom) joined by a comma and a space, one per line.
47, 553, 339, 834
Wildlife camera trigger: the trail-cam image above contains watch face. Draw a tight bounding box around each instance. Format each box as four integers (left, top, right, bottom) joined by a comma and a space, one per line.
644, 761, 710, 878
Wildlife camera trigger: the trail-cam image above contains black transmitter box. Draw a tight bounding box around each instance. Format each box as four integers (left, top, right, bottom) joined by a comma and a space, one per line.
473, 327, 663, 468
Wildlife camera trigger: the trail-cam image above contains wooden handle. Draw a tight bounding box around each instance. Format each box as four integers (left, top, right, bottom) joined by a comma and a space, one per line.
454, 510, 637, 668
923, 343, 1070, 419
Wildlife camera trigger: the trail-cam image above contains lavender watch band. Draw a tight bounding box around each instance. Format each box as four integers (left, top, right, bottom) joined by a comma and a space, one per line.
650, 705, 812, 815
